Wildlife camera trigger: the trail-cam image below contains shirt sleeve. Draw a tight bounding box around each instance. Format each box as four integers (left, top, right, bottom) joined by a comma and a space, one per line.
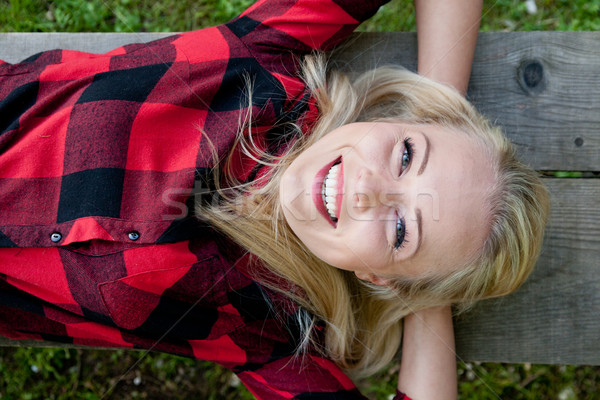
232, 352, 413, 400
235, 353, 368, 399
228, 0, 391, 53
197, 296, 407, 400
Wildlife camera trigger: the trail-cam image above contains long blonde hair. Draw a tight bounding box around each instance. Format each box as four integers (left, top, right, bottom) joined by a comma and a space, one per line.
198, 55, 550, 378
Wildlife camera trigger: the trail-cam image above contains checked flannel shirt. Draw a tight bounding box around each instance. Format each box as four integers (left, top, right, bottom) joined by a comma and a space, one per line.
0, 0, 410, 398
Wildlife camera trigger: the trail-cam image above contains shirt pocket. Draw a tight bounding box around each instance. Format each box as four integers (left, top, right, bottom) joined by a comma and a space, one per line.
99, 259, 246, 342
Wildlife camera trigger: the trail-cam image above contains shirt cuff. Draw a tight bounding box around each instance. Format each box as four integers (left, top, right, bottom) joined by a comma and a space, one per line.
394, 389, 411, 400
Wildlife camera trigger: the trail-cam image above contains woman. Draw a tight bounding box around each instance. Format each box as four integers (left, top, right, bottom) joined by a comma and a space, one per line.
0, 0, 548, 399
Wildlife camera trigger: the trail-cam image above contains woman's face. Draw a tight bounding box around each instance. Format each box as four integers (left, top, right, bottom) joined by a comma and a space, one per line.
279, 121, 495, 282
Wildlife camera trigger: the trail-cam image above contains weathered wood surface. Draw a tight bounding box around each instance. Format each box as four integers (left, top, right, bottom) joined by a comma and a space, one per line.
456, 178, 600, 364
0, 32, 599, 365
3, 178, 599, 365
0, 32, 170, 63
1, 31, 598, 171
332, 32, 600, 172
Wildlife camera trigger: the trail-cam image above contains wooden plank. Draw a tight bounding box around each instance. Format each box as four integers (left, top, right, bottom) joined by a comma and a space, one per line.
1, 32, 599, 364
332, 32, 600, 172
0, 32, 171, 63
455, 178, 600, 364
1, 32, 599, 170
469, 32, 600, 173
1, 178, 599, 366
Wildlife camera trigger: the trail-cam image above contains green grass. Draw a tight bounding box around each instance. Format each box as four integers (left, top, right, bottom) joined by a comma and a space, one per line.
1, 347, 600, 399
358, 0, 600, 32
0, 0, 255, 32
478, 0, 600, 31
362, 361, 600, 400
1, 0, 599, 399
1, 0, 598, 33
0, 347, 256, 400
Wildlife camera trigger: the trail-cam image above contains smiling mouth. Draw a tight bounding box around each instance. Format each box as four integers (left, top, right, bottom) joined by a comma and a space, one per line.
322, 161, 342, 223
312, 157, 343, 228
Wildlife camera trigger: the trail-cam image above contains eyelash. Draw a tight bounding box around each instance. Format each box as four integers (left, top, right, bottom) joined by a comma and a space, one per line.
394, 138, 414, 250
395, 215, 408, 250
400, 137, 414, 175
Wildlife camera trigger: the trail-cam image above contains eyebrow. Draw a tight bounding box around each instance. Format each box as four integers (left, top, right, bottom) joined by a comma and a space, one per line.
413, 133, 430, 256
413, 208, 423, 257
417, 133, 430, 176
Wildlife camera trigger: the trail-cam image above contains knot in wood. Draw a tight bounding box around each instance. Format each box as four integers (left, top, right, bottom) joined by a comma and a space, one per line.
518, 60, 547, 95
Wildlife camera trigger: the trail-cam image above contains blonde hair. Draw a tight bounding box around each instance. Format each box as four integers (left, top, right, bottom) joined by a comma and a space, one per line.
197, 55, 550, 378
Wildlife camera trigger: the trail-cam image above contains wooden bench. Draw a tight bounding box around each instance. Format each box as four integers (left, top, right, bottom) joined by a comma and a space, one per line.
0, 32, 599, 366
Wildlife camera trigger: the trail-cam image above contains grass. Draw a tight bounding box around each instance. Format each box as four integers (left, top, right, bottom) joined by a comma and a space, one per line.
1, 0, 599, 399
478, 0, 600, 31
2, 0, 598, 33
0, 347, 256, 400
1, 346, 600, 399
0, 0, 256, 32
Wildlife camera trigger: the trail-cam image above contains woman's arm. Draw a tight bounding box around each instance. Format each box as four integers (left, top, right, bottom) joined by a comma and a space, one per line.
414, 0, 483, 95
398, 306, 457, 400
398, 4, 482, 397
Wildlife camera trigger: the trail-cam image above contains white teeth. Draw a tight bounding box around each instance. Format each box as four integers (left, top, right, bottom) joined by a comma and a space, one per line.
329, 164, 340, 178
325, 187, 337, 196
322, 163, 341, 221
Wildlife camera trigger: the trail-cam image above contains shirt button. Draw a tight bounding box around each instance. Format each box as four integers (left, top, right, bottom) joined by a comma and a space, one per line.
50, 232, 62, 243
128, 231, 140, 241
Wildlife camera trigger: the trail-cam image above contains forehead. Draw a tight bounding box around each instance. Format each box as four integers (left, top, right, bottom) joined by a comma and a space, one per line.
407, 124, 494, 276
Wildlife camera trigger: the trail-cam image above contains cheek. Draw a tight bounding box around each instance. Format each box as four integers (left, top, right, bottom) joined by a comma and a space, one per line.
337, 222, 389, 270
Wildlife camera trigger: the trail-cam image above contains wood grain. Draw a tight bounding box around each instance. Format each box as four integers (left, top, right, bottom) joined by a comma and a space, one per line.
455, 178, 600, 364
1, 32, 598, 170
1, 32, 599, 364
0, 32, 170, 63
1, 179, 598, 365
332, 32, 600, 172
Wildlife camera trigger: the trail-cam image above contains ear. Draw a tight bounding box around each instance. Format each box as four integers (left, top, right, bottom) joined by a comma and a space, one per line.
354, 271, 392, 286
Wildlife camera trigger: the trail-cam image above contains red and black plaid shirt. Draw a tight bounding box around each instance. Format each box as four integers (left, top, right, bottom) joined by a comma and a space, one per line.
0, 1, 411, 398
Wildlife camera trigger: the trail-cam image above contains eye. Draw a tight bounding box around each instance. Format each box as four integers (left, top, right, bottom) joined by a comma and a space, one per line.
395, 216, 407, 250
400, 137, 414, 174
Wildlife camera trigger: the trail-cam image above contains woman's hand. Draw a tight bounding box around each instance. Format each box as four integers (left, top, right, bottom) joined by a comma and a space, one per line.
398, 306, 457, 400
414, 0, 483, 95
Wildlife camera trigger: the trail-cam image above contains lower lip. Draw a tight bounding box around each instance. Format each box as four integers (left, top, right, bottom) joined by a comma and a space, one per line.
311, 157, 342, 228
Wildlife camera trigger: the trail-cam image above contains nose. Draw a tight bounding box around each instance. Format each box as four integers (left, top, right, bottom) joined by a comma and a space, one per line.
350, 167, 405, 217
